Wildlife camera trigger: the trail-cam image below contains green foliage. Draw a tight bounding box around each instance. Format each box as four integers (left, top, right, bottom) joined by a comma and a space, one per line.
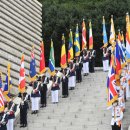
38, 0, 130, 66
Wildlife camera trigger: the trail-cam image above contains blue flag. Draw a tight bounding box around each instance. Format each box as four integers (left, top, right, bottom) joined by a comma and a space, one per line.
29, 46, 37, 81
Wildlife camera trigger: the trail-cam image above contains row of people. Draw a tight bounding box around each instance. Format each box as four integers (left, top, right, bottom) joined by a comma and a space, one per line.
0, 48, 96, 129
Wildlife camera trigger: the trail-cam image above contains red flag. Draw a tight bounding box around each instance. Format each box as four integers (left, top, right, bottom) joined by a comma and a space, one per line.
82, 19, 87, 50
39, 41, 46, 74
0, 88, 4, 112
18, 54, 25, 93
89, 21, 93, 49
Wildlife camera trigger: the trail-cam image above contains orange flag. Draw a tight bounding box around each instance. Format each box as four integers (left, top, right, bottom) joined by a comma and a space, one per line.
39, 41, 46, 74
18, 54, 25, 93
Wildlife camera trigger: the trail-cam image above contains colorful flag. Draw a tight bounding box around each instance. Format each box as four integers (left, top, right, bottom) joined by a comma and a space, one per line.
18, 54, 25, 93
0, 88, 4, 112
109, 15, 115, 44
115, 41, 121, 80
60, 34, 67, 69
89, 21, 93, 49
3, 63, 12, 102
48, 39, 55, 76
29, 45, 37, 81
118, 31, 126, 68
82, 19, 87, 50
107, 50, 118, 107
39, 41, 46, 74
68, 29, 74, 63
121, 32, 126, 51
103, 16, 108, 47
74, 24, 80, 56
126, 13, 130, 62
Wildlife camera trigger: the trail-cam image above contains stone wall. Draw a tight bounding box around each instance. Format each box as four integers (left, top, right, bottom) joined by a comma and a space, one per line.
0, 0, 42, 95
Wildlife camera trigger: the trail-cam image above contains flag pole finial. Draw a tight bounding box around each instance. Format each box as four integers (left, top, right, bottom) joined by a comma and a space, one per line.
126, 12, 129, 15
118, 29, 120, 32
121, 31, 123, 34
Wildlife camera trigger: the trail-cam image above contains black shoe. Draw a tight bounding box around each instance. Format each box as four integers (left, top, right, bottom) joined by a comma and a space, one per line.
40, 105, 44, 108
31, 111, 35, 114
20, 125, 24, 128
23, 124, 27, 127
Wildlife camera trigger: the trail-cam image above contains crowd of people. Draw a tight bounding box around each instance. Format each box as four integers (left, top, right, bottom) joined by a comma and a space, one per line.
1, 46, 130, 130
0, 48, 96, 130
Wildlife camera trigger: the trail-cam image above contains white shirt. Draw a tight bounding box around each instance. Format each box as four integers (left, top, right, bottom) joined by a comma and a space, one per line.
111, 106, 123, 125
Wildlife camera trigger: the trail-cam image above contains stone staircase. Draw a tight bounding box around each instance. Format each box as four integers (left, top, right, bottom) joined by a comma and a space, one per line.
14, 70, 130, 130
0, 0, 42, 95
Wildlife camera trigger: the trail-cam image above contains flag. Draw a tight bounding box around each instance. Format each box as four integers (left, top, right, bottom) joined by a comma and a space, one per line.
68, 29, 74, 63
82, 19, 87, 50
60, 34, 67, 69
89, 21, 93, 49
29, 45, 37, 81
48, 39, 55, 76
0, 71, 2, 89
126, 13, 130, 62
115, 40, 121, 80
103, 16, 108, 47
39, 41, 46, 74
18, 54, 25, 93
0, 88, 4, 112
107, 50, 118, 107
74, 24, 80, 56
118, 31, 126, 68
109, 15, 115, 44
121, 32, 126, 51
3, 63, 12, 102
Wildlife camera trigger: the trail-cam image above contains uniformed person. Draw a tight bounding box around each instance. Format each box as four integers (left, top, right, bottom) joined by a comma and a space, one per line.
40, 74, 49, 108
61, 69, 69, 98
31, 79, 41, 114
51, 71, 60, 104
18, 92, 30, 127
126, 70, 130, 99
6, 100, 17, 130
0, 107, 8, 130
68, 60, 76, 90
111, 100, 123, 130
75, 56, 83, 83
102, 47, 109, 72
89, 49, 96, 73
82, 49, 90, 76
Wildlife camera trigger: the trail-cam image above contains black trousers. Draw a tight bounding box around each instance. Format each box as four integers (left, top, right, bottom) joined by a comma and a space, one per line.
112, 123, 121, 130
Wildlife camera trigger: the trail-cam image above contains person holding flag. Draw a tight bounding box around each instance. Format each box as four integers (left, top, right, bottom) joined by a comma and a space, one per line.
102, 16, 109, 72
89, 20, 96, 73
48, 39, 60, 103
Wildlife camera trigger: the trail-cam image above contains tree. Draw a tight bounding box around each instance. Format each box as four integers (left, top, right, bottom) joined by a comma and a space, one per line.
38, 0, 130, 66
